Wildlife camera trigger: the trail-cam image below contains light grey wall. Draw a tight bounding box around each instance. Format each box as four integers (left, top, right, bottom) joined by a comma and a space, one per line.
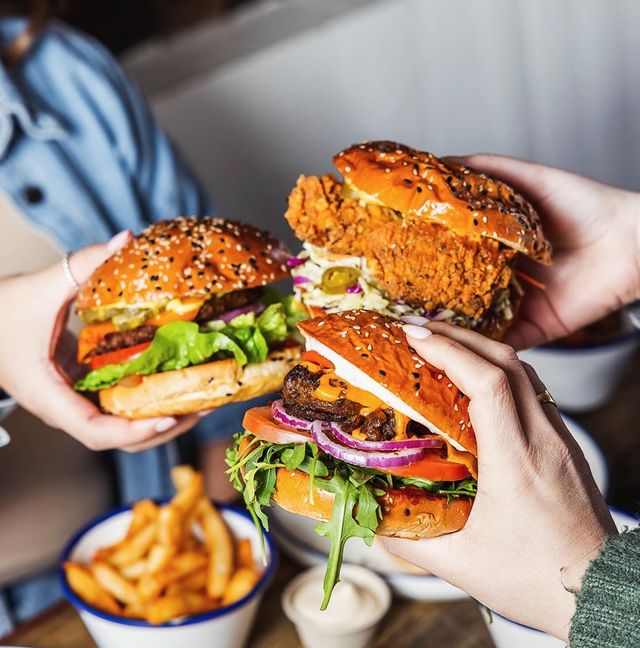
125, 0, 640, 249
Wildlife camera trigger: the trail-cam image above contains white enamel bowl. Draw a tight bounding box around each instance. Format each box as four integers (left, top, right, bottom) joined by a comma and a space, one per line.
59, 503, 276, 648
518, 324, 640, 413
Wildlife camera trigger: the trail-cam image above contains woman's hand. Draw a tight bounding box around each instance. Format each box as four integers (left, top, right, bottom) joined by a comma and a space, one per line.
0, 232, 201, 452
383, 320, 617, 640
452, 154, 640, 350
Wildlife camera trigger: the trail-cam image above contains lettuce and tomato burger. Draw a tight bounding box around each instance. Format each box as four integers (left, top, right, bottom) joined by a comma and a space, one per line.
227, 309, 478, 608
74, 217, 305, 418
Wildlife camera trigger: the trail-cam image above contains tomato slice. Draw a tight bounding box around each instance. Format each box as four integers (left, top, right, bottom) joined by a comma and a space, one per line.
379, 450, 471, 481
89, 342, 152, 371
77, 322, 116, 363
301, 350, 334, 370
243, 406, 312, 445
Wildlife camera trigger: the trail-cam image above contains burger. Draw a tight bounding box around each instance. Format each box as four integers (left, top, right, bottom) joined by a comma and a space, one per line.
74, 217, 306, 418
227, 309, 477, 608
284, 141, 552, 339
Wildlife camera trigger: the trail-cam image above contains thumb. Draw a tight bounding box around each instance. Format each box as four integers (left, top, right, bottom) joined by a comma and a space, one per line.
68, 230, 133, 286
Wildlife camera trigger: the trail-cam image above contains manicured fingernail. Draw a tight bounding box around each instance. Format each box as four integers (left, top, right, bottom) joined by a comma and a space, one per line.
403, 324, 433, 340
401, 315, 430, 326
155, 417, 177, 433
198, 409, 214, 418
107, 230, 132, 253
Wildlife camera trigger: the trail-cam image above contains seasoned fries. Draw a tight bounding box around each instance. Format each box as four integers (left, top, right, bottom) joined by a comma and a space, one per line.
63, 465, 262, 625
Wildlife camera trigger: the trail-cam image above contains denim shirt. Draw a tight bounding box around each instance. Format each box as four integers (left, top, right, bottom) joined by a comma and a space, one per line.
0, 18, 215, 505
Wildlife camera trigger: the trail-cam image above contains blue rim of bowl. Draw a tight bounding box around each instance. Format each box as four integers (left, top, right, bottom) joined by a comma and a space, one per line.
58, 500, 277, 628
485, 506, 639, 632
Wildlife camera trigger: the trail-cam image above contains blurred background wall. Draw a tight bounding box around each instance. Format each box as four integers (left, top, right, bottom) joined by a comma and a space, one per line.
41, 0, 640, 248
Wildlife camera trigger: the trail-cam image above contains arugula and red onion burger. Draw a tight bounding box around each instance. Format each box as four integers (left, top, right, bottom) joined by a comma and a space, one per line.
285, 141, 552, 339
74, 217, 306, 418
227, 309, 477, 607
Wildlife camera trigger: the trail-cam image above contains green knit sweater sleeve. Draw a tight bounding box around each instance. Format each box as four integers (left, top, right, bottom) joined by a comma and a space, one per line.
569, 528, 640, 647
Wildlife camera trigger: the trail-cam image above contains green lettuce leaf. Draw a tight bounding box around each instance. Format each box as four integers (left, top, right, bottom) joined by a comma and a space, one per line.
75, 321, 247, 391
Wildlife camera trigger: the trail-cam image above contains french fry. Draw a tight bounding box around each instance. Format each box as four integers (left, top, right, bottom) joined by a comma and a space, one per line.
91, 561, 142, 606
222, 568, 260, 606
109, 521, 157, 568
137, 572, 167, 604
128, 499, 159, 537
64, 562, 121, 615
164, 550, 208, 583
146, 543, 176, 575
145, 591, 218, 624
165, 567, 207, 596
123, 601, 147, 620
171, 466, 205, 515
120, 559, 147, 580
197, 498, 234, 598
235, 538, 254, 570
157, 505, 182, 547
145, 594, 191, 625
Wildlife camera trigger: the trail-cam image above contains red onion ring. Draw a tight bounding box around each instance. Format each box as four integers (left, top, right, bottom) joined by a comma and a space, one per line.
219, 303, 265, 323
293, 276, 312, 286
329, 422, 442, 452
311, 422, 424, 468
271, 399, 314, 431
346, 283, 363, 294
286, 256, 307, 268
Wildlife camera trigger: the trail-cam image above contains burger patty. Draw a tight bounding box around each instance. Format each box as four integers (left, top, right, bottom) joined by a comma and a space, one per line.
281, 364, 397, 440
195, 287, 264, 324
90, 325, 158, 357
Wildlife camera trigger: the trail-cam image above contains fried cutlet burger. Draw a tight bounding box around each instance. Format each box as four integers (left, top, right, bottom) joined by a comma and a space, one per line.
284, 141, 552, 339
227, 309, 477, 608
74, 217, 306, 418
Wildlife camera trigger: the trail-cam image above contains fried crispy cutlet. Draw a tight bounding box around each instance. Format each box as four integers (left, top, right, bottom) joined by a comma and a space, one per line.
285, 174, 397, 256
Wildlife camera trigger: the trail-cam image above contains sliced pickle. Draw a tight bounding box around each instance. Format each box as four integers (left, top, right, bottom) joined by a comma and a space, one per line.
320, 266, 361, 295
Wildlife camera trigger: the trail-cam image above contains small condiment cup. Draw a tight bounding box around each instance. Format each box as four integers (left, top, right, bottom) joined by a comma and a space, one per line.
282, 564, 391, 648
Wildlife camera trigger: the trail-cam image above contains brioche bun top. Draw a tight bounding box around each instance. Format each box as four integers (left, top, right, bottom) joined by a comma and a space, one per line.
297, 309, 477, 457
76, 217, 290, 312
333, 141, 551, 264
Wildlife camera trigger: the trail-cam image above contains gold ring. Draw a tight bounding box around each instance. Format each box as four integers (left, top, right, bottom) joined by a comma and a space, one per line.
537, 388, 557, 407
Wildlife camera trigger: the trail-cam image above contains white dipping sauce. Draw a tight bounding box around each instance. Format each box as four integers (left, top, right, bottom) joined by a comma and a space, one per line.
291, 576, 380, 628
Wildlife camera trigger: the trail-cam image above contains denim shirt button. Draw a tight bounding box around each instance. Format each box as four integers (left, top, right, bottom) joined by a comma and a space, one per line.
21, 185, 45, 204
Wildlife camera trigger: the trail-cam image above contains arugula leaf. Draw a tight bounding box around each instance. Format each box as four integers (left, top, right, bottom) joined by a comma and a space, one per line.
281, 443, 307, 471
315, 468, 376, 609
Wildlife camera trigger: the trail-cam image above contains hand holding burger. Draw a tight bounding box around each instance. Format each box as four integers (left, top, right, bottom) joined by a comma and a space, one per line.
0, 232, 201, 452
450, 154, 640, 349
383, 319, 617, 641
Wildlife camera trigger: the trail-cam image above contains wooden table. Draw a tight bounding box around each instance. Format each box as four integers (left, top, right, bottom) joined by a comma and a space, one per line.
4, 351, 639, 648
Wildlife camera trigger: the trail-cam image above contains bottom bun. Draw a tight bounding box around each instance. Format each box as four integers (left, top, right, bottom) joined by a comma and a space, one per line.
273, 468, 472, 540
99, 345, 302, 419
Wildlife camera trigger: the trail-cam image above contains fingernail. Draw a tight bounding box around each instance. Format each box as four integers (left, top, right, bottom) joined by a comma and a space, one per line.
198, 409, 214, 418
401, 315, 430, 326
155, 417, 177, 433
107, 230, 132, 253
403, 324, 433, 340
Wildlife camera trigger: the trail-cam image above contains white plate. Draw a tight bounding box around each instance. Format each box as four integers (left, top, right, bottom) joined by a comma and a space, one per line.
270, 415, 609, 601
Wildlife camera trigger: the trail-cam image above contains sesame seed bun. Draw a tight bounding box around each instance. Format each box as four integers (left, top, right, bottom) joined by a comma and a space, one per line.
298, 309, 477, 457
273, 468, 472, 540
76, 217, 290, 313
99, 344, 302, 418
334, 141, 551, 263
